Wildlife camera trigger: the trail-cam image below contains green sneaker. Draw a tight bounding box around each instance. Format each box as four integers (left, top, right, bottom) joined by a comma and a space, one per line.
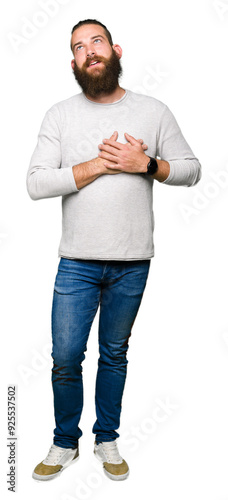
32, 443, 79, 481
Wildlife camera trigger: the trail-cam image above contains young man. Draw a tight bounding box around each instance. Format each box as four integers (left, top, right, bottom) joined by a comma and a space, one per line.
27, 19, 201, 482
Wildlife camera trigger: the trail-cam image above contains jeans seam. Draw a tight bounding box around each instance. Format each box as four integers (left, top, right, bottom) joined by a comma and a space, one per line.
101, 263, 108, 281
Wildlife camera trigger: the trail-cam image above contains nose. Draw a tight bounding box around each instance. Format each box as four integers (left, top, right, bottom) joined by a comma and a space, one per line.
87, 48, 95, 59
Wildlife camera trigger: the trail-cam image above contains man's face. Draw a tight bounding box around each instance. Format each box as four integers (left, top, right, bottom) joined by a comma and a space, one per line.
71, 24, 122, 98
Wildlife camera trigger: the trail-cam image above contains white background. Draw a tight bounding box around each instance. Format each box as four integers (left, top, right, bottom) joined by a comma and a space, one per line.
1, 0, 228, 499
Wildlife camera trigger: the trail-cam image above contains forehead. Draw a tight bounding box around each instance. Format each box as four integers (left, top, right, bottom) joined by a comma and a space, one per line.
71, 24, 108, 45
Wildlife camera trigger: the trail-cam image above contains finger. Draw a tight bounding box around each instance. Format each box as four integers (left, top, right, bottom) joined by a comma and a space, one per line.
124, 132, 138, 145
104, 162, 122, 171
105, 168, 122, 175
100, 139, 123, 150
109, 131, 118, 141
98, 143, 121, 156
98, 150, 119, 163
136, 138, 148, 150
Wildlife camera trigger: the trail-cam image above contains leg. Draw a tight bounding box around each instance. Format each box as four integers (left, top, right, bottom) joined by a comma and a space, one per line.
51, 258, 101, 448
93, 260, 150, 442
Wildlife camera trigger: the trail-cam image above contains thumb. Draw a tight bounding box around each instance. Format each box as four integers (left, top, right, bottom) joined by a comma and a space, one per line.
110, 131, 118, 141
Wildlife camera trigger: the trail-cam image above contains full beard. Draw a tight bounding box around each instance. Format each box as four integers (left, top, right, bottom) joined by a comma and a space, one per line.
72, 49, 123, 98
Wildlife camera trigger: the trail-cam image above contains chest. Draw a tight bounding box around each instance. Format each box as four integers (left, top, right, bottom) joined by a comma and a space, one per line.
61, 103, 158, 166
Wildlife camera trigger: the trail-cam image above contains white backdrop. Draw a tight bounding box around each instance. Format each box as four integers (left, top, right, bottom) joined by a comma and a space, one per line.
1, 0, 228, 499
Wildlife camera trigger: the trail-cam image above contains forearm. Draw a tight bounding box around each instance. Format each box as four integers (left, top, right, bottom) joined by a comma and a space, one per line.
27, 165, 78, 200
139, 154, 200, 185
150, 157, 202, 186
73, 131, 122, 190
147, 158, 170, 182
72, 157, 106, 190
145, 156, 201, 186
162, 158, 202, 186
98, 134, 170, 182
134, 153, 170, 182
27, 158, 110, 200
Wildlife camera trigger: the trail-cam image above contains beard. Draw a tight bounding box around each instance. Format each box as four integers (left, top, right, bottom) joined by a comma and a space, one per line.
72, 49, 123, 98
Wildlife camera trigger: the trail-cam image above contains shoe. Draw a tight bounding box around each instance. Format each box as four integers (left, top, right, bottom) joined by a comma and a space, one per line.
32, 443, 79, 481
94, 440, 129, 481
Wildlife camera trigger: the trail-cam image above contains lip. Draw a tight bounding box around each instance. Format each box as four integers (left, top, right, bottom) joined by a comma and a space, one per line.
88, 61, 101, 68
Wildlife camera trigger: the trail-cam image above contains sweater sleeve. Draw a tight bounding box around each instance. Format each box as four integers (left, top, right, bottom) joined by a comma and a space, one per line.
157, 105, 202, 187
26, 107, 79, 200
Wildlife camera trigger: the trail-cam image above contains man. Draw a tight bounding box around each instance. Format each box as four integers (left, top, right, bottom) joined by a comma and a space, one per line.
27, 19, 201, 482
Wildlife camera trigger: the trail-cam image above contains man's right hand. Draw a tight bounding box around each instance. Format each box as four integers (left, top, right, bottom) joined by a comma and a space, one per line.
72, 131, 121, 189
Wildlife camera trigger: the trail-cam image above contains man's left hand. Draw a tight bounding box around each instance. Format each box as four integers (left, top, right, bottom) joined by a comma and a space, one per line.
98, 133, 149, 174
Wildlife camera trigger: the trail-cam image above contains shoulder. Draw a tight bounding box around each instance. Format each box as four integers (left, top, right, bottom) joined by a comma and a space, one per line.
45, 93, 83, 119
127, 89, 167, 112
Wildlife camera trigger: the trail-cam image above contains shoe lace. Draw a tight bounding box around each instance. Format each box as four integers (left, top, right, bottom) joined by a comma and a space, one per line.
44, 445, 66, 465
101, 441, 122, 464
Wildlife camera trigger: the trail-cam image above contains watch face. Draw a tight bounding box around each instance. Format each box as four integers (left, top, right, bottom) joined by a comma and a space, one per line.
147, 157, 158, 175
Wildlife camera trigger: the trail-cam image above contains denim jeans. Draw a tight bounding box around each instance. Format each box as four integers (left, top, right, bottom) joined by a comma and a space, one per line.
51, 257, 150, 448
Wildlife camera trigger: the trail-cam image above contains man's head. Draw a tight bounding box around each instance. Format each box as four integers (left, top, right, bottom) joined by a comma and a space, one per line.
70, 20, 123, 98
71, 19, 113, 50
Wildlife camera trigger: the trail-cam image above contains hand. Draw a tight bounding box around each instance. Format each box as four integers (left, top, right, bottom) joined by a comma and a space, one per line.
99, 131, 122, 175
98, 132, 149, 174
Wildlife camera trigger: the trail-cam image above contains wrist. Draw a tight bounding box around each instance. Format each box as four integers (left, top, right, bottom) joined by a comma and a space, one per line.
92, 157, 107, 175
144, 156, 158, 176
141, 155, 150, 173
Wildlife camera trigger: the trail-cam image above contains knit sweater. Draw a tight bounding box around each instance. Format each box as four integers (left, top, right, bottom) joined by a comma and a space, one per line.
27, 90, 201, 260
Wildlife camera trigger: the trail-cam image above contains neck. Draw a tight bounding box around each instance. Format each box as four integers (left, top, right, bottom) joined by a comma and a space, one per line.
84, 85, 125, 104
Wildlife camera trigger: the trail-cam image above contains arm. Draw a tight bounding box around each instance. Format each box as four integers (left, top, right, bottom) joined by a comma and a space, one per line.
73, 133, 149, 189
156, 105, 201, 186
98, 132, 170, 181
27, 109, 78, 200
98, 107, 201, 187
150, 159, 170, 183
27, 109, 149, 200
26, 108, 121, 200
72, 132, 122, 190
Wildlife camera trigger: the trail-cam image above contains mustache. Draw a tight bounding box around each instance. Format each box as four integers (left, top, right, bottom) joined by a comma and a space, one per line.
83, 55, 108, 69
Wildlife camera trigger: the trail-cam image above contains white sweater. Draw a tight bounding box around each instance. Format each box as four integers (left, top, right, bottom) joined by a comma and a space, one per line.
27, 90, 201, 260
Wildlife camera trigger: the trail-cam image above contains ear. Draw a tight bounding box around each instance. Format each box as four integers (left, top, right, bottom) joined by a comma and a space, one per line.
112, 44, 122, 59
71, 59, 75, 70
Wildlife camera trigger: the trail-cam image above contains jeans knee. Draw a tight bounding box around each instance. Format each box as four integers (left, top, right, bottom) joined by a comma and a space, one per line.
52, 343, 86, 363
52, 351, 86, 380
99, 344, 128, 368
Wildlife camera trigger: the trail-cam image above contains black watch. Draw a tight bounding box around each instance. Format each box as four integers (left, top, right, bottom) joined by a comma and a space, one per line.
146, 156, 158, 176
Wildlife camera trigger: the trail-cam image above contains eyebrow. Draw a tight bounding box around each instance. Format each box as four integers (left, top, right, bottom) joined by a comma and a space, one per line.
72, 34, 106, 51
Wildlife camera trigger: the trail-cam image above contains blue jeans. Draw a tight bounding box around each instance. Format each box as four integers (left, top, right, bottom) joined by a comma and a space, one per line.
51, 257, 150, 448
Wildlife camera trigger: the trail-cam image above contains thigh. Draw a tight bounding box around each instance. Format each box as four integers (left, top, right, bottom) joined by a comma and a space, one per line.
98, 261, 150, 346
52, 258, 101, 361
